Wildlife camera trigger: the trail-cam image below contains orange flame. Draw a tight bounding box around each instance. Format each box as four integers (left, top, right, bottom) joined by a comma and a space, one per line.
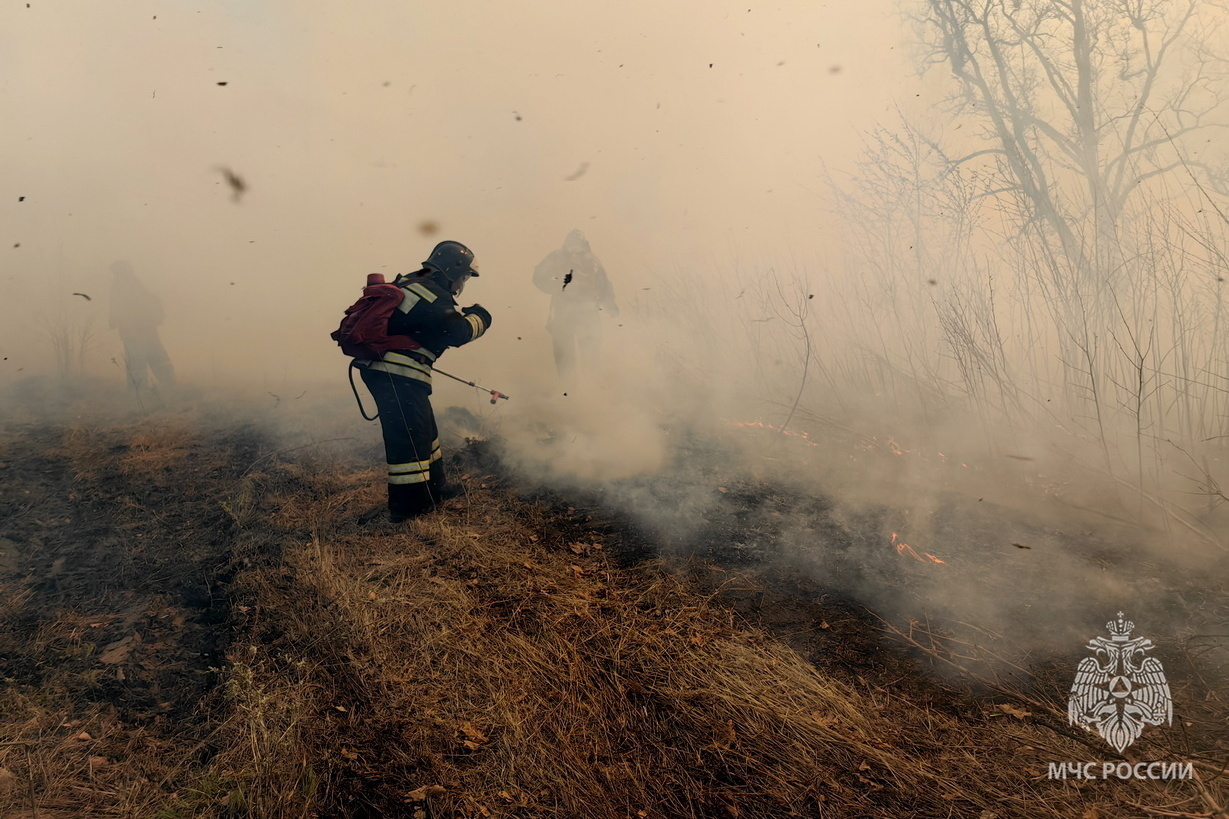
890, 533, 946, 565
726, 419, 820, 446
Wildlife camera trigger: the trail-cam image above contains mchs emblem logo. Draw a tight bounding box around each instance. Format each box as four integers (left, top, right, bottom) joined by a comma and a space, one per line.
1068, 613, 1173, 752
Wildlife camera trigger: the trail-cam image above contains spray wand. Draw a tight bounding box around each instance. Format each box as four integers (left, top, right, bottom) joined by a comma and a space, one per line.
433, 367, 510, 404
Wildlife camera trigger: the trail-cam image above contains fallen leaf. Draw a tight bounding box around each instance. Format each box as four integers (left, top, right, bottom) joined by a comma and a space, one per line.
996, 703, 1031, 719
459, 721, 488, 743
404, 784, 446, 801
99, 635, 136, 664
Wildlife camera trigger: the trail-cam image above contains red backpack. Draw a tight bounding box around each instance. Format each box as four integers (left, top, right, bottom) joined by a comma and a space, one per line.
331, 273, 422, 360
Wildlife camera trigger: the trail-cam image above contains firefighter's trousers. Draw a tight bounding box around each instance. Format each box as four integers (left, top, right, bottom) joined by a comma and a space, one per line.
120, 330, 175, 390
359, 368, 444, 520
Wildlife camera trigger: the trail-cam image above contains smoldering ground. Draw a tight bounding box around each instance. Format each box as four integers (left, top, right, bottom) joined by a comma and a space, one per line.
483, 262, 1229, 688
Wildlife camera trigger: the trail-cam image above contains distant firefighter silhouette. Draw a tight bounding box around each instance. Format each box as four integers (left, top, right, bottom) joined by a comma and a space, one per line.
533, 229, 618, 381
108, 261, 175, 391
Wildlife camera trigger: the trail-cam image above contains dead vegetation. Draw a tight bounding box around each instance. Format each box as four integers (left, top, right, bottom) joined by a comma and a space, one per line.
0, 401, 1225, 818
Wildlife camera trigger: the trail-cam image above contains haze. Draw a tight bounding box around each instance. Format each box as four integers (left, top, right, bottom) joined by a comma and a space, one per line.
4, 0, 1228, 644
0, 0, 919, 391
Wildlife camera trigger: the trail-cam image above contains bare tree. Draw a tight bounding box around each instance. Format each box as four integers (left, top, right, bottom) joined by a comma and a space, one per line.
827, 115, 987, 414
43, 308, 100, 381
915, 0, 1228, 293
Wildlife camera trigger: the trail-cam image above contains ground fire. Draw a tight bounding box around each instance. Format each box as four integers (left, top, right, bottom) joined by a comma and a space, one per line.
890, 531, 946, 565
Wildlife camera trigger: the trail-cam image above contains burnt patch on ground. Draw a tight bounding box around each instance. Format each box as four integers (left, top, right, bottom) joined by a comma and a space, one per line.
512, 474, 954, 710
0, 411, 1223, 818
0, 414, 277, 814
467, 432, 1229, 793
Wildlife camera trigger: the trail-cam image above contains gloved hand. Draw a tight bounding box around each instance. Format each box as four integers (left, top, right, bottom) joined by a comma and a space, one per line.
463, 304, 492, 327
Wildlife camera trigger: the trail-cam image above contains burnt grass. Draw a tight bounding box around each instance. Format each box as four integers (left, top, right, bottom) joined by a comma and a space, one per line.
0, 423, 255, 716
0, 407, 1225, 818
0, 414, 277, 814
460, 431, 1229, 763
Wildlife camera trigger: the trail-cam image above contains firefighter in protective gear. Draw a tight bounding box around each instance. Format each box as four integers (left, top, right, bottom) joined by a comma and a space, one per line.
533, 229, 618, 382
109, 260, 176, 392
356, 241, 492, 521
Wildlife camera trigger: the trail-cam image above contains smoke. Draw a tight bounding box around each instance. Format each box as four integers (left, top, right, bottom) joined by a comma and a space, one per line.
2, 0, 1226, 681
477, 242, 1229, 672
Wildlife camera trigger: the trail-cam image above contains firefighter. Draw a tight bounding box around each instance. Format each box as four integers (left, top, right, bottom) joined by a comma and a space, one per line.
532, 229, 618, 382
108, 260, 176, 392
356, 241, 492, 521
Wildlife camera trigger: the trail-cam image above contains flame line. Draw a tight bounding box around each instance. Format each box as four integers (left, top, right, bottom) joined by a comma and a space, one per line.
890, 533, 946, 565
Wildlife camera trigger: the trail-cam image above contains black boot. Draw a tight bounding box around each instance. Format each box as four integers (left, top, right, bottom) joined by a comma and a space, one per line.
388, 483, 436, 522
435, 482, 465, 502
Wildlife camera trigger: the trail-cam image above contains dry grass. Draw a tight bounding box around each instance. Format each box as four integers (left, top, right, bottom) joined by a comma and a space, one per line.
2, 403, 1224, 818
207, 458, 1201, 819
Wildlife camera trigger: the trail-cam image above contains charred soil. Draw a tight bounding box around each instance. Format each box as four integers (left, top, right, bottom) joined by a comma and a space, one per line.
0, 405, 1224, 819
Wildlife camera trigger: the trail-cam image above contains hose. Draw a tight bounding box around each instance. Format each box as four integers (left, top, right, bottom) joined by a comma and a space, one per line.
348, 360, 379, 421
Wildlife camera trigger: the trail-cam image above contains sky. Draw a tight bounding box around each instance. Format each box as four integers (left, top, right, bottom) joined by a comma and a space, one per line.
0, 0, 931, 390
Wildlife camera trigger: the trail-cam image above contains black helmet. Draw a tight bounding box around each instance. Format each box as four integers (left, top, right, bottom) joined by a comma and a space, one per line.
422, 240, 479, 281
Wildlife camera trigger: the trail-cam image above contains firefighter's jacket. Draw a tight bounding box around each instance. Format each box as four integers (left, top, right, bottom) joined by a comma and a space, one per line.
533, 249, 617, 332
355, 272, 490, 392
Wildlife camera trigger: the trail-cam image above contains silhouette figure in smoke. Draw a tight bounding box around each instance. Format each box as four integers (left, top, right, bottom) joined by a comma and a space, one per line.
108, 261, 175, 392
532, 229, 618, 382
